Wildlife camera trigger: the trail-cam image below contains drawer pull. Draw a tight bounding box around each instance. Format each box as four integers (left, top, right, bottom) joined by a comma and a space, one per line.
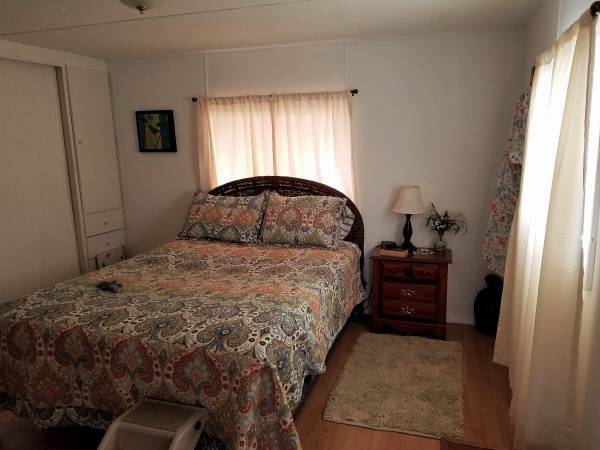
400, 306, 415, 316
104, 220, 108, 225
400, 288, 416, 297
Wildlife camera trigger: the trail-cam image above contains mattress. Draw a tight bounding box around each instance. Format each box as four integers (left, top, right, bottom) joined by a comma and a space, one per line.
0, 239, 365, 450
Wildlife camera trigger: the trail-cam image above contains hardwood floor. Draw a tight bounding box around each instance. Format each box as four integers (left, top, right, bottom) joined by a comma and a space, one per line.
294, 322, 514, 450
0, 322, 513, 450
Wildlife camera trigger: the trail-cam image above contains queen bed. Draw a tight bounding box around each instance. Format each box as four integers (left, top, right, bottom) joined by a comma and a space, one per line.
0, 176, 365, 450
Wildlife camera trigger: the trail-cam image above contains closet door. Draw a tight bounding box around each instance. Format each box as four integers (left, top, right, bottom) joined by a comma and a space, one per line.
0, 58, 80, 302
67, 66, 122, 214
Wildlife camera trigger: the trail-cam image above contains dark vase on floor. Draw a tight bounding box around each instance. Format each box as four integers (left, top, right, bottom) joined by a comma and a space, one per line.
474, 274, 503, 336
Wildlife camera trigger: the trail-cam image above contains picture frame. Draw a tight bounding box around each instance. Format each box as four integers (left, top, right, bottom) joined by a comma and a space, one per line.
135, 110, 177, 152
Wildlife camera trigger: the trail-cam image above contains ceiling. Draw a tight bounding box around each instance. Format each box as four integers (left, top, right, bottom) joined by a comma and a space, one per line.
0, 0, 539, 60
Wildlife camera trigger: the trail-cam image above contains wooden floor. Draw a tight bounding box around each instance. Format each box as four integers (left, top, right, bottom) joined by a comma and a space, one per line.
295, 322, 514, 450
0, 322, 513, 450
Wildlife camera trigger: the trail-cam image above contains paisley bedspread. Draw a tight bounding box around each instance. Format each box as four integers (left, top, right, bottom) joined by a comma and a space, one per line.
0, 239, 365, 450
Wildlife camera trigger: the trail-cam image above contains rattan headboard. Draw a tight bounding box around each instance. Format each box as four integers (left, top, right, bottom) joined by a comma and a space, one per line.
209, 176, 365, 284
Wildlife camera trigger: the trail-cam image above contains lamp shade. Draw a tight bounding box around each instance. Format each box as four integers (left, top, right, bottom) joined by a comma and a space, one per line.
393, 186, 425, 215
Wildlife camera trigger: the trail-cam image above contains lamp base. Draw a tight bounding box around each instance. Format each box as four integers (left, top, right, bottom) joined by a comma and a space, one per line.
399, 241, 417, 253
399, 214, 417, 253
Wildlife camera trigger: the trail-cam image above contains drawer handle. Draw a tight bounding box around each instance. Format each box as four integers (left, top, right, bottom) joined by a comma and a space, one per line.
390, 268, 398, 273
400, 288, 416, 297
420, 271, 428, 276
104, 220, 108, 225
400, 306, 415, 316
106, 242, 111, 247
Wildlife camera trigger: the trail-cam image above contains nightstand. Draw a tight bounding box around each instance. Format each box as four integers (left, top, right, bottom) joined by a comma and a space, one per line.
370, 247, 452, 339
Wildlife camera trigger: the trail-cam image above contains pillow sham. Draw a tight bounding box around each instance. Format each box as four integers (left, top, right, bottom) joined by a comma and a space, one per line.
260, 192, 347, 248
179, 191, 267, 244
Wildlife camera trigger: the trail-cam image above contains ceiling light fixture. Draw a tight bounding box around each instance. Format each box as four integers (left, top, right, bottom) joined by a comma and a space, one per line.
118, 0, 166, 15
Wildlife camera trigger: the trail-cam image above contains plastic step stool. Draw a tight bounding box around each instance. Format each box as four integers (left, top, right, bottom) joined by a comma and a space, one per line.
97, 399, 208, 450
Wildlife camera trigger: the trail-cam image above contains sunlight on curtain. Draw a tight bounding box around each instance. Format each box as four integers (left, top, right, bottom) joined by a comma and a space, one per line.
494, 12, 596, 450
201, 95, 274, 187
197, 91, 355, 199
271, 92, 354, 198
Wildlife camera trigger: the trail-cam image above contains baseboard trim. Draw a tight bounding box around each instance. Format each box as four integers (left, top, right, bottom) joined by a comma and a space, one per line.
358, 312, 475, 326
447, 314, 475, 325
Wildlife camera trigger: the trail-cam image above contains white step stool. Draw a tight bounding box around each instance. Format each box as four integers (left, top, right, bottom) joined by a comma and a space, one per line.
97, 399, 208, 450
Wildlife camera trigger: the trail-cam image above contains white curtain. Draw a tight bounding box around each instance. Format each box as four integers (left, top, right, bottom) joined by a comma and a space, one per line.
196, 91, 355, 199
494, 12, 596, 450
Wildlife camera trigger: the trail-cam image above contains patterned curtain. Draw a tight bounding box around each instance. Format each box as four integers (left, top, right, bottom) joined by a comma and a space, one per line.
482, 91, 530, 275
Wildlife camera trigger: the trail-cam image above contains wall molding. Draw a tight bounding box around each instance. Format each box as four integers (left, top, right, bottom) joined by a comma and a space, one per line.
447, 313, 475, 325
0, 38, 106, 71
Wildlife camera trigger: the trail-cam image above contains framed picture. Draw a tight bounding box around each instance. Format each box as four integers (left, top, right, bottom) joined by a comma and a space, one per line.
135, 110, 177, 152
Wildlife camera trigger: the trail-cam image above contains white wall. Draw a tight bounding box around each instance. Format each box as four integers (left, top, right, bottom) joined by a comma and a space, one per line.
109, 56, 205, 255
524, 0, 559, 74
524, 0, 592, 73
558, 0, 592, 34
109, 28, 525, 324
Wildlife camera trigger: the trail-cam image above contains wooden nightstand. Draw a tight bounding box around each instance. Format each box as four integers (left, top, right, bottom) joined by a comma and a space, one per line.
370, 247, 452, 339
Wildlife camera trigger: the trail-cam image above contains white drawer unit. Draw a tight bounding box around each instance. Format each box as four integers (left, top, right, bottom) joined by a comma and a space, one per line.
96, 246, 125, 269
87, 257, 98, 271
87, 246, 126, 272
84, 208, 124, 237
87, 229, 125, 257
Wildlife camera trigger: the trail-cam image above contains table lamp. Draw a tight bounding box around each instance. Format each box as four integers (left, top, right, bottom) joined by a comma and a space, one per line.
393, 186, 425, 252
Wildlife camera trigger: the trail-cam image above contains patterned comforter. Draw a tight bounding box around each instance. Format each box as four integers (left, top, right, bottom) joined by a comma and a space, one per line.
0, 239, 364, 450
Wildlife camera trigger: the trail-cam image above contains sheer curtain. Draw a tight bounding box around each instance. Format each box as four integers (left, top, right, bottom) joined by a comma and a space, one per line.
196, 91, 355, 199
494, 12, 596, 450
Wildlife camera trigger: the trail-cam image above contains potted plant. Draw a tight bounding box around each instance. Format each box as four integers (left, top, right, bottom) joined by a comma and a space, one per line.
425, 203, 466, 253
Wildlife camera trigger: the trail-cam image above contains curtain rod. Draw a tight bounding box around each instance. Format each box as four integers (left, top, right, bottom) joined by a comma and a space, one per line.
191, 88, 358, 102
592, 1, 600, 16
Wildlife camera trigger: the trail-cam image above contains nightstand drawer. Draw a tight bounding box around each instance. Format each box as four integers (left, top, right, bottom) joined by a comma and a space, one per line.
382, 282, 437, 302
410, 264, 439, 283
382, 262, 412, 281
382, 300, 437, 321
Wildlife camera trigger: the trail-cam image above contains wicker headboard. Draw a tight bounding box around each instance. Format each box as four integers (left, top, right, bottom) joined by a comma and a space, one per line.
209, 176, 365, 283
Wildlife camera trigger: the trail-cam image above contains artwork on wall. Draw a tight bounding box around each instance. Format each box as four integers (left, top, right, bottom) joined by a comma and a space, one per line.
135, 110, 177, 152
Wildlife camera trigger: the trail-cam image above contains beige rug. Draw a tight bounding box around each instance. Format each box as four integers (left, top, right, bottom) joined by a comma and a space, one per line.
323, 332, 464, 439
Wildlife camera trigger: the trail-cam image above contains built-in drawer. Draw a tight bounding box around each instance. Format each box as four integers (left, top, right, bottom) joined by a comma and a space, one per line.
84, 209, 124, 237
381, 300, 437, 321
87, 229, 125, 257
96, 246, 125, 269
382, 262, 412, 281
382, 282, 437, 302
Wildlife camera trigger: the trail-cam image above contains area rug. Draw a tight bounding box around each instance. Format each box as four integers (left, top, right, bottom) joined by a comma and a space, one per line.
323, 332, 464, 439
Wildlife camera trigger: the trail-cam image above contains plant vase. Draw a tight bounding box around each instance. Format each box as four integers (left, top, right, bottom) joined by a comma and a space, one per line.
433, 233, 447, 254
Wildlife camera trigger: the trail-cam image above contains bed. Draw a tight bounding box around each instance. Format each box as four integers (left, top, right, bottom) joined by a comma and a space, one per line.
0, 176, 365, 450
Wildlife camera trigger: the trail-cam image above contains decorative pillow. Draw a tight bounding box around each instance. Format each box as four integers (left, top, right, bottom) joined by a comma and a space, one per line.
179, 191, 267, 243
260, 193, 347, 248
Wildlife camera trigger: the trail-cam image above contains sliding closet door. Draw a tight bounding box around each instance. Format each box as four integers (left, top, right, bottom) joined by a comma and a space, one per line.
0, 58, 80, 302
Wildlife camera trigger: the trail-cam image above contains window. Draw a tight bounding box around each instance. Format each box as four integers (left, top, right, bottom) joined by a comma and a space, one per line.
197, 91, 355, 199
583, 21, 600, 289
